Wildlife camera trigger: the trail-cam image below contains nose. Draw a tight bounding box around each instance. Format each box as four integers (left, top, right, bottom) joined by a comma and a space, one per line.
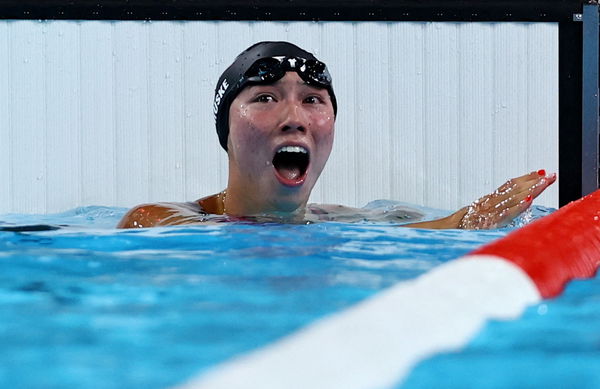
279, 100, 307, 133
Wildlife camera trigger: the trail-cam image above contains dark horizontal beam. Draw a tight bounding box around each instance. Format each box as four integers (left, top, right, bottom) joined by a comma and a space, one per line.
0, 0, 585, 22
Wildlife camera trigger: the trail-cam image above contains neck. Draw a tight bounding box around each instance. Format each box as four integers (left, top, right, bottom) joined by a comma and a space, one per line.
224, 183, 308, 220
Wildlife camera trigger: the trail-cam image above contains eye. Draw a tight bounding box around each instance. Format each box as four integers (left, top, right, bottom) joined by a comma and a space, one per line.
304, 95, 324, 104
255, 94, 276, 103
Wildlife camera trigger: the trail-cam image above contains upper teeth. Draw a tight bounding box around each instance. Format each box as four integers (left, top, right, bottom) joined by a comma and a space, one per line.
277, 146, 308, 154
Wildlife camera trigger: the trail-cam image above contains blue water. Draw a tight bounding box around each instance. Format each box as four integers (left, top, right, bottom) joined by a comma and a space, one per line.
0, 205, 560, 388
400, 271, 600, 389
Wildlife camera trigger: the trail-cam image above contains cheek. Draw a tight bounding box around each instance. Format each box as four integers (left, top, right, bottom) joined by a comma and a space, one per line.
229, 107, 274, 149
312, 113, 335, 143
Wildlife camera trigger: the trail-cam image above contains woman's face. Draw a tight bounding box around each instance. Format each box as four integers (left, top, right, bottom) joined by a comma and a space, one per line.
227, 72, 335, 214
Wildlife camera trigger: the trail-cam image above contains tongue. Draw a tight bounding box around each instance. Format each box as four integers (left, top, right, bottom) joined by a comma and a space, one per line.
277, 166, 301, 180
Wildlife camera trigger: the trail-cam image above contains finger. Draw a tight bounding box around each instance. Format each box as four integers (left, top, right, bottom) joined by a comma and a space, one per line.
479, 179, 532, 211
490, 192, 528, 211
496, 171, 542, 193
485, 172, 556, 222
512, 170, 549, 186
528, 172, 557, 201
492, 170, 553, 204
472, 170, 555, 215
495, 194, 534, 227
500, 173, 553, 207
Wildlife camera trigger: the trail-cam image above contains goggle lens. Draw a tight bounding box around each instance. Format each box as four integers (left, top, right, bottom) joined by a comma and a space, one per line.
244, 56, 332, 87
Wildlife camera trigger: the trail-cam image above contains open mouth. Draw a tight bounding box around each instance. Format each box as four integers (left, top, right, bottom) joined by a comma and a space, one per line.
272, 145, 310, 186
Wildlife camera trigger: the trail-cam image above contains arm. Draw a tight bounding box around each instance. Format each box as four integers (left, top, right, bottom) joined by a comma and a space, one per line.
403, 207, 469, 229
403, 170, 557, 230
117, 202, 206, 228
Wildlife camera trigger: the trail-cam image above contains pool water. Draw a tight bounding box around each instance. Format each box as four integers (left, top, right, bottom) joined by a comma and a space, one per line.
400, 268, 600, 389
1, 204, 587, 389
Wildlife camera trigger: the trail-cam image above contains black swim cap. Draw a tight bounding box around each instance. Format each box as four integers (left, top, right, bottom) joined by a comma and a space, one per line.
213, 41, 337, 151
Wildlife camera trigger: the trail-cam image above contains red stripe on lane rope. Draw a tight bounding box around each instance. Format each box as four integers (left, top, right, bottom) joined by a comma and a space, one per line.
472, 189, 600, 298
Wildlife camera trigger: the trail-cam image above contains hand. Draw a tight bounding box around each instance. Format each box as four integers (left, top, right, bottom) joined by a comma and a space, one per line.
457, 170, 557, 230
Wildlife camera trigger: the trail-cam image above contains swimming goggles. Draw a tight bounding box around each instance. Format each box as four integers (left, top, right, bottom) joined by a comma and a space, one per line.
243, 56, 332, 88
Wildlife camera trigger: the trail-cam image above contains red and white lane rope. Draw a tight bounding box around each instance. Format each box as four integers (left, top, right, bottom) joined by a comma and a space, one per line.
470, 190, 600, 298
175, 190, 600, 389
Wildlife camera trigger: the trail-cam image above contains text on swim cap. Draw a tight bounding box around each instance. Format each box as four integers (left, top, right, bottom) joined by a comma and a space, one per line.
213, 79, 230, 118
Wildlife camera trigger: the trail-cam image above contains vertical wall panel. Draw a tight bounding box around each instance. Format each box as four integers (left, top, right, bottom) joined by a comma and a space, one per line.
9, 21, 47, 213
318, 22, 357, 206
493, 24, 530, 185
250, 21, 287, 42
80, 21, 116, 207
0, 20, 560, 214
45, 21, 82, 212
526, 23, 559, 207
457, 23, 495, 208
389, 22, 426, 207
0, 22, 10, 211
182, 22, 221, 200
423, 23, 461, 209
147, 22, 185, 202
354, 23, 391, 206
113, 21, 150, 206
286, 22, 322, 53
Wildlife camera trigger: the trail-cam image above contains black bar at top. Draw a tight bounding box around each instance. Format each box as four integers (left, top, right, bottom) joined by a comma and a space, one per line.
0, 0, 585, 22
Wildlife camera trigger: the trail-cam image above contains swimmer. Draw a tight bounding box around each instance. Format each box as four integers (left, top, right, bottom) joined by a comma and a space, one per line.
117, 41, 556, 229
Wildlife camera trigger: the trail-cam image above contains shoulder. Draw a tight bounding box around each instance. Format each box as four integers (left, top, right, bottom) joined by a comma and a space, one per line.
117, 201, 205, 228
306, 203, 365, 222
307, 202, 425, 223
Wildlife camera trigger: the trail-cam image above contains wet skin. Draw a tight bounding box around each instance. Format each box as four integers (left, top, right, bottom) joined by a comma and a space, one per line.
223, 72, 335, 216
117, 73, 556, 229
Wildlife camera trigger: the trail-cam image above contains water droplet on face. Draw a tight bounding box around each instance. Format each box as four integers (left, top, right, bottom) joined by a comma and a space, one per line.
239, 104, 248, 117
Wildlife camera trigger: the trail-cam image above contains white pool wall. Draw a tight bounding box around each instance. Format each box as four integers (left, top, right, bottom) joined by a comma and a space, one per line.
0, 20, 558, 214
